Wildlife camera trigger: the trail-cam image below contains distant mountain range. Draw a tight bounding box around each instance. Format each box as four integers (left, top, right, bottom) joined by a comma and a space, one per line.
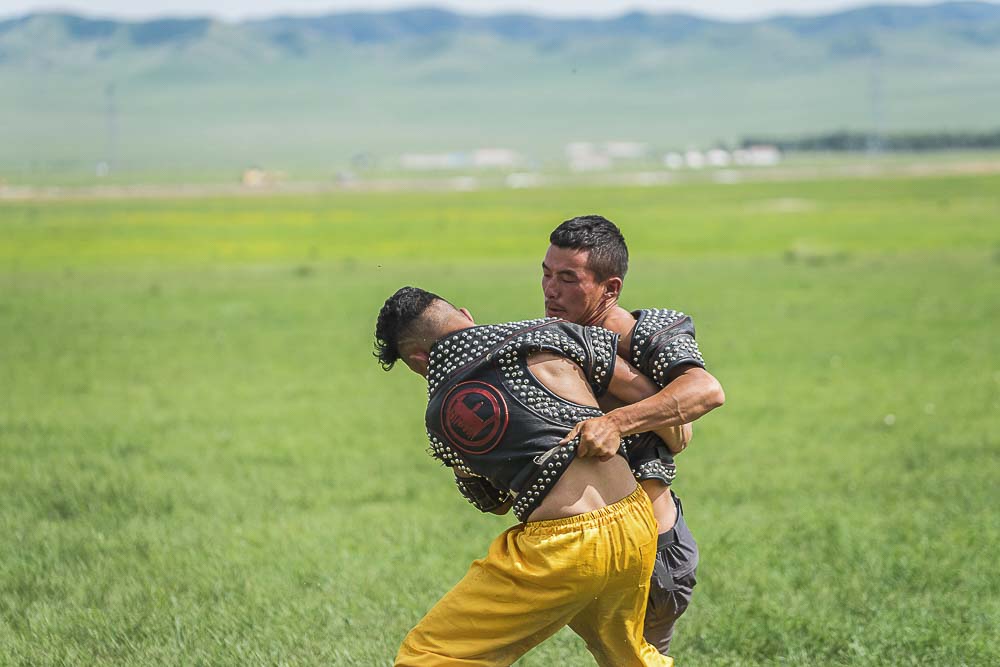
2, 3, 999, 177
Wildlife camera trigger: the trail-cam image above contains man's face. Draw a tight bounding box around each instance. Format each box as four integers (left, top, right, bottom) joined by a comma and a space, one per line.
541, 245, 608, 325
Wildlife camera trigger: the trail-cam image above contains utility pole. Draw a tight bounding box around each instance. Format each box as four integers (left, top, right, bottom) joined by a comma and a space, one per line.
102, 82, 117, 176
867, 53, 885, 155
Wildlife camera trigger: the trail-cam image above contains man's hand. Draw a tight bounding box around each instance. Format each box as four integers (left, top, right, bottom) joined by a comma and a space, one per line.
560, 415, 623, 462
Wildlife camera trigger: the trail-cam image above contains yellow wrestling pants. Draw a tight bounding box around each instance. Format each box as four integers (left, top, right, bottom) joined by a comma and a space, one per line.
395, 486, 672, 667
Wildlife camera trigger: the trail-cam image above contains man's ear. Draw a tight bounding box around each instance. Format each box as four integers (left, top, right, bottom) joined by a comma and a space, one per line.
604, 276, 623, 299
459, 307, 475, 324
403, 349, 430, 376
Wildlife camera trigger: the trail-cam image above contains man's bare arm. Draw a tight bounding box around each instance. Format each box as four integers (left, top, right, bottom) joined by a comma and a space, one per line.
609, 363, 723, 442
563, 357, 723, 457
601, 356, 692, 451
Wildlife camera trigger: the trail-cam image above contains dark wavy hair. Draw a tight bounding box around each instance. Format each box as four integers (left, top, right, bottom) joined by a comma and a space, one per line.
374, 286, 442, 370
549, 215, 628, 281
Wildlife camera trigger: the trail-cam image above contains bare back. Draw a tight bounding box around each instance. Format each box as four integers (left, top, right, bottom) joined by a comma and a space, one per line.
522, 351, 638, 522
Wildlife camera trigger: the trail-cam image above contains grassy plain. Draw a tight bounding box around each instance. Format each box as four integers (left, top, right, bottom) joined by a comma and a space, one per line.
1, 175, 999, 665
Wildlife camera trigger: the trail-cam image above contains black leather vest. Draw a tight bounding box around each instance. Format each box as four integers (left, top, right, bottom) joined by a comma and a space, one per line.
628, 308, 705, 388
424, 318, 622, 521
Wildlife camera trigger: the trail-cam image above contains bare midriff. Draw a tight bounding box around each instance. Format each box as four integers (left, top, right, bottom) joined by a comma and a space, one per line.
526, 455, 638, 522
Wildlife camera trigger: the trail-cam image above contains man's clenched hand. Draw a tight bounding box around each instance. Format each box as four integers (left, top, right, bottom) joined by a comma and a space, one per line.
560, 415, 623, 462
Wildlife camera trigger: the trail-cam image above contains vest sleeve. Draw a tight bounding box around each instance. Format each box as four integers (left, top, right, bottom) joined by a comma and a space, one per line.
633, 311, 706, 388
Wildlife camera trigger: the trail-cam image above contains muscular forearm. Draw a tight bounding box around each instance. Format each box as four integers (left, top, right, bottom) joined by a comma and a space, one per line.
604, 362, 686, 449
607, 373, 690, 450
569, 359, 723, 460
606, 366, 724, 438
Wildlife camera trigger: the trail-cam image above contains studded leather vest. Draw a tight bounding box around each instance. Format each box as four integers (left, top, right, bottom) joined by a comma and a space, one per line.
628, 309, 705, 388
626, 308, 707, 486
424, 318, 622, 521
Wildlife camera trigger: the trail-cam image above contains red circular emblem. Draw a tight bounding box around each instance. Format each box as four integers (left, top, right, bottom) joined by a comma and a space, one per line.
441, 381, 509, 455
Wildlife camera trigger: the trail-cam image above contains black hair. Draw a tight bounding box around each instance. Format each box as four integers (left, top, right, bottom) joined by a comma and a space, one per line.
374, 286, 442, 370
549, 215, 628, 281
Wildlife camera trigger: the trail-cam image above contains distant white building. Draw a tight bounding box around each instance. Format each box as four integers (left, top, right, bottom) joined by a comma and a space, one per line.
661, 145, 781, 170
471, 148, 521, 168
706, 149, 731, 167
399, 149, 522, 170
399, 153, 466, 170
684, 150, 706, 169
733, 145, 782, 166
663, 152, 685, 170
604, 141, 648, 159
566, 140, 646, 171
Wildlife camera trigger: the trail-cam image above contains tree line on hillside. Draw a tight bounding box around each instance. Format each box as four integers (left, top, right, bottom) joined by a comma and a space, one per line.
741, 129, 1000, 152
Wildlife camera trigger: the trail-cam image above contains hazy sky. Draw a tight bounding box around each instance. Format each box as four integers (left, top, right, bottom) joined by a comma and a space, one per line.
0, 0, 972, 21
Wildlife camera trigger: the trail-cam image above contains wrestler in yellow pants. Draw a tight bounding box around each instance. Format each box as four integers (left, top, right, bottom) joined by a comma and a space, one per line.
395, 487, 672, 667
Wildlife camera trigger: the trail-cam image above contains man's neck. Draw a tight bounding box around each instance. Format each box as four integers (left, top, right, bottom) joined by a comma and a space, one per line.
591, 304, 638, 360
582, 299, 618, 328
411, 318, 476, 378
585, 302, 631, 328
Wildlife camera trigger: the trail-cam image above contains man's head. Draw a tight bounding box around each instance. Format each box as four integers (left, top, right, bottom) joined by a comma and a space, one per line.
374, 286, 473, 376
543, 215, 629, 325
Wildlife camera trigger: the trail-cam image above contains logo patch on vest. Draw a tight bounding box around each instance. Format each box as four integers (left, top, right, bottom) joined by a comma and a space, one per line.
441, 381, 509, 455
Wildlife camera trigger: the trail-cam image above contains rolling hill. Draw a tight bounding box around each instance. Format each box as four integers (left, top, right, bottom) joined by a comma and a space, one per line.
1, 2, 999, 178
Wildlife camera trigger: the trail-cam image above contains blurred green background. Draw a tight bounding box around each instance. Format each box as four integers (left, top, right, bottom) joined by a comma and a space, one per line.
2, 175, 998, 664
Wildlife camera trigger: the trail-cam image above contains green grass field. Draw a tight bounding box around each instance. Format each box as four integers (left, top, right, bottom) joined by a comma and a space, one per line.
1, 175, 998, 665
